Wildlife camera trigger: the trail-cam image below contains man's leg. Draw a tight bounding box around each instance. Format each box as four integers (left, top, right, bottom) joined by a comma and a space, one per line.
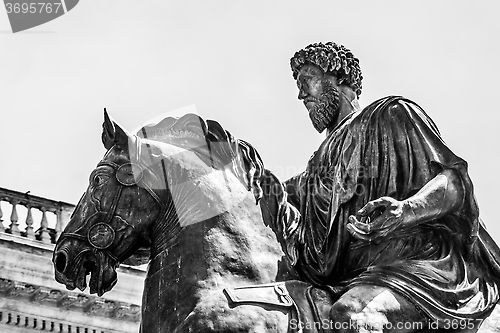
329, 284, 426, 333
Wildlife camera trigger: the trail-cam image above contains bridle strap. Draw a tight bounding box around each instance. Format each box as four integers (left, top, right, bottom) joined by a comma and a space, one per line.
105, 183, 123, 224
59, 161, 136, 263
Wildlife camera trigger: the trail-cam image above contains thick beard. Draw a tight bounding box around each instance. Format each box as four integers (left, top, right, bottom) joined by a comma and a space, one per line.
309, 80, 340, 133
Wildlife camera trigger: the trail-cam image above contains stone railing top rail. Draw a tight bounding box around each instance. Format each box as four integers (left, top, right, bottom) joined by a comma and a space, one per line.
0, 187, 75, 213
0, 186, 75, 244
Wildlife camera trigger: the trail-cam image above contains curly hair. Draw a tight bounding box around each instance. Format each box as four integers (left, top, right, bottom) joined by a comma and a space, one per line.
290, 42, 363, 97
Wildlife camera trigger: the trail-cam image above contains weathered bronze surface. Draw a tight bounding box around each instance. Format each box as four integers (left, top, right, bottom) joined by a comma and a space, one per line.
53, 42, 500, 333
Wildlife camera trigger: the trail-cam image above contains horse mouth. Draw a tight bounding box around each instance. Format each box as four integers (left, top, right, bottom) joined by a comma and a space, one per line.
55, 251, 118, 297
86, 254, 118, 297
75, 260, 94, 292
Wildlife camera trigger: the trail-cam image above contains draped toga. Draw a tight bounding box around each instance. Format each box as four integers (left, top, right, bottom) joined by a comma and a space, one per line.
269, 96, 500, 322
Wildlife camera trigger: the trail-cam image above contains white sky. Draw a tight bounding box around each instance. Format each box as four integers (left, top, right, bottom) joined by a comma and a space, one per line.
1, 1, 499, 241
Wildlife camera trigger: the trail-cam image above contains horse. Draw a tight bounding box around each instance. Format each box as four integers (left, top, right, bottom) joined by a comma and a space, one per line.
53, 111, 303, 333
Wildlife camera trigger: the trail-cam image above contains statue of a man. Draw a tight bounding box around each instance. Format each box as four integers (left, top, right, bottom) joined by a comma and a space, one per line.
258, 42, 500, 331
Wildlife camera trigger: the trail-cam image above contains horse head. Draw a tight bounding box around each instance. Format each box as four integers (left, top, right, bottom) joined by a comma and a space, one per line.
53, 111, 175, 296
53, 110, 266, 297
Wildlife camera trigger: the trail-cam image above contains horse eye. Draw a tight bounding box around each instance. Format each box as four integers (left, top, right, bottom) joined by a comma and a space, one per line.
94, 175, 103, 185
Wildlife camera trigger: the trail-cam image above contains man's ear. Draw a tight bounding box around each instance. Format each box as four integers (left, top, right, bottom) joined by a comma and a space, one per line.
102, 108, 129, 150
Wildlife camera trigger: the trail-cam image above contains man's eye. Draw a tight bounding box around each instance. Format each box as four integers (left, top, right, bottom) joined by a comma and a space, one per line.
297, 78, 308, 89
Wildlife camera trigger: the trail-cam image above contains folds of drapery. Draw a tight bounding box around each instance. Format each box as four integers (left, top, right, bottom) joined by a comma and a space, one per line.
263, 96, 500, 322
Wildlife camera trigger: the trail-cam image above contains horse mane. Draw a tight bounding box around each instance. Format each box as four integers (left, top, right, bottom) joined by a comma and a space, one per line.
136, 114, 264, 200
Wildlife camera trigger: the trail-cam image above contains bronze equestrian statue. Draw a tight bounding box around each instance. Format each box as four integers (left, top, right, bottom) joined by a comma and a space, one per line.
53, 42, 500, 332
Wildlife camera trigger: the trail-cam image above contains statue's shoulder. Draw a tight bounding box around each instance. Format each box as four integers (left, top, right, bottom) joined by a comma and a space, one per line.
356, 95, 441, 137
360, 95, 417, 116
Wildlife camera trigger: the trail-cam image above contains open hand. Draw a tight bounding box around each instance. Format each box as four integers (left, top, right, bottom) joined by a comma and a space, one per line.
346, 196, 412, 242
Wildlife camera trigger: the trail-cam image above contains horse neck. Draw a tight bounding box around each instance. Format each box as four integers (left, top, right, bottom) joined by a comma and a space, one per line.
139, 139, 287, 330
148, 187, 283, 284
144, 139, 257, 258
144, 192, 284, 330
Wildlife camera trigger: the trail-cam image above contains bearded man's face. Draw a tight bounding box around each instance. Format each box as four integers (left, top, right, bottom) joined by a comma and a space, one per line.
296, 64, 340, 133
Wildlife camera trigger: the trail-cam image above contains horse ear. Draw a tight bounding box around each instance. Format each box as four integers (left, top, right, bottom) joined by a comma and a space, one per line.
102, 108, 129, 150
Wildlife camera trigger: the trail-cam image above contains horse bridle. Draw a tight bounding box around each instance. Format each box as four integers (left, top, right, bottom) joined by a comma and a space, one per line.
59, 155, 167, 263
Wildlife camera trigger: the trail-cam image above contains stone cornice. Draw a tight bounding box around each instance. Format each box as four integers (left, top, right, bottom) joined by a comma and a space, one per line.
0, 306, 137, 333
0, 277, 141, 322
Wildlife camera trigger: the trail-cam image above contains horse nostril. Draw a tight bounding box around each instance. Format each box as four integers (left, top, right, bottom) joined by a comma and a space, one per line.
55, 252, 67, 273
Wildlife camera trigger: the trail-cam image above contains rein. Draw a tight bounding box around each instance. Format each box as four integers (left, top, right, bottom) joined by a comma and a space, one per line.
149, 159, 182, 259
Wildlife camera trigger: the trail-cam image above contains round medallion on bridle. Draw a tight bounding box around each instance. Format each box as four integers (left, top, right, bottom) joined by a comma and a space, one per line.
116, 163, 144, 186
88, 223, 115, 249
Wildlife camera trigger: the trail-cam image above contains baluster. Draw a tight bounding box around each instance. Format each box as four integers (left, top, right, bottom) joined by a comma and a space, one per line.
9, 201, 20, 236
0, 200, 4, 233
25, 206, 35, 239
38, 209, 51, 244
55, 209, 63, 242
55, 207, 71, 242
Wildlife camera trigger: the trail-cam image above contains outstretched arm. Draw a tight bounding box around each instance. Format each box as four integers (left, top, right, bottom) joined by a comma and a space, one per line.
258, 169, 302, 265
347, 168, 465, 241
234, 138, 302, 263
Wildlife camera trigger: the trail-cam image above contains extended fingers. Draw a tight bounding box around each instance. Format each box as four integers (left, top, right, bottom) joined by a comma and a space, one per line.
350, 214, 389, 233
346, 222, 384, 242
348, 215, 398, 243
349, 215, 370, 232
346, 223, 371, 240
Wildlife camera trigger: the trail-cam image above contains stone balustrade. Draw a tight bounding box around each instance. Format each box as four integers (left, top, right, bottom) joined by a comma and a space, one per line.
0, 187, 75, 244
